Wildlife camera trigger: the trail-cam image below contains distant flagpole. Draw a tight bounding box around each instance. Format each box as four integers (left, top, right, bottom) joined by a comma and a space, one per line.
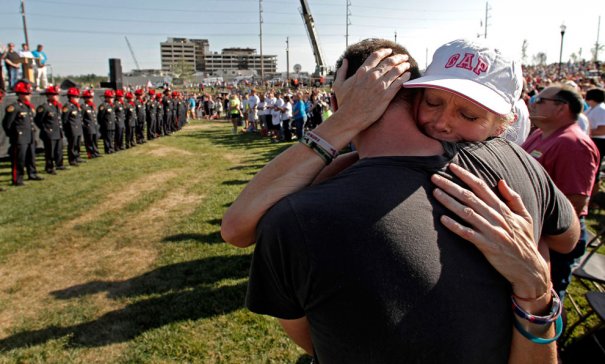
20, 0, 30, 47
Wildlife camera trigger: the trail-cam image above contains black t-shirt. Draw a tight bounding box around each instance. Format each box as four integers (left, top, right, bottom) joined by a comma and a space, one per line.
246, 138, 573, 364
5, 50, 21, 68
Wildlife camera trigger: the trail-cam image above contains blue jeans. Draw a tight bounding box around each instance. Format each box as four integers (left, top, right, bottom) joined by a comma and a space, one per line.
7, 67, 18, 89
550, 217, 587, 301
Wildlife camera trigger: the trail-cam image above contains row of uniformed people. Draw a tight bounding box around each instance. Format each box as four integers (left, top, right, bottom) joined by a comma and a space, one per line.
143, 88, 189, 141
2, 80, 188, 186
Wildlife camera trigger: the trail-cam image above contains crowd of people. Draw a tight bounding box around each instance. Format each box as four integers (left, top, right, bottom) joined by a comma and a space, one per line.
221, 88, 332, 142
1, 42, 49, 92
1, 80, 191, 186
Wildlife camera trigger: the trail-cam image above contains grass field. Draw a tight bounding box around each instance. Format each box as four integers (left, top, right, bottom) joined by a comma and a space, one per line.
0, 119, 602, 363
0, 120, 310, 363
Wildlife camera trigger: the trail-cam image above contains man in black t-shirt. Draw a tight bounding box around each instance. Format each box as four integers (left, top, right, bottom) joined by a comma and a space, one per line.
4, 43, 21, 91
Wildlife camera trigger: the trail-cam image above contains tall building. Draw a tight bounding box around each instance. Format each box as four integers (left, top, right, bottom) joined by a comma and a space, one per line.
160, 38, 197, 74
160, 38, 277, 77
205, 48, 277, 75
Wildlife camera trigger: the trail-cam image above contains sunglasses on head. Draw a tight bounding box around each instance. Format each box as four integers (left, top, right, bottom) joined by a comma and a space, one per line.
534, 96, 568, 105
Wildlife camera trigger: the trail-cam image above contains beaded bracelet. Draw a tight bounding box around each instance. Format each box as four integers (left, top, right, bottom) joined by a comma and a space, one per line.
299, 131, 338, 165
513, 313, 563, 344
511, 287, 562, 325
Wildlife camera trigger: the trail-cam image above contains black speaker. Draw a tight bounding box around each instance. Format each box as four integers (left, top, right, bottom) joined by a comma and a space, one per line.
60, 78, 80, 90
109, 58, 123, 90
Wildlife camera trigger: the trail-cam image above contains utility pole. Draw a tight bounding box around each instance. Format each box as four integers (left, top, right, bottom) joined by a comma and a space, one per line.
595, 16, 601, 62
20, 0, 30, 47
259, 0, 264, 82
394, 31, 397, 43
484, 2, 491, 39
346, 0, 351, 48
286, 37, 290, 81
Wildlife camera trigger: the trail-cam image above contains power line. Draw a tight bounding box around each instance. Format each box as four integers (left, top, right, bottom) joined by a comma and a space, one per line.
28, 0, 292, 15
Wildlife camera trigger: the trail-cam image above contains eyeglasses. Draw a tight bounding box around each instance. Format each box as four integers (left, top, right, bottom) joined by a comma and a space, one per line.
534, 96, 568, 105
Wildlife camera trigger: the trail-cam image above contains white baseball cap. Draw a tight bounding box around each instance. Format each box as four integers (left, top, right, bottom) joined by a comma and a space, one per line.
404, 39, 523, 115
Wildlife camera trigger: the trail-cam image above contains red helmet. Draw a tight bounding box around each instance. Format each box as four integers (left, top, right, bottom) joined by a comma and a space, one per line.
134, 89, 143, 96
115, 89, 124, 97
104, 89, 115, 98
125, 92, 134, 99
44, 85, 60, 95
148, 89, 156, 95
67, 87, 81, 97
171, 91, 179, 97
14, 80, 33, 95
155, 93, 162, 100
82, 90, 94, 98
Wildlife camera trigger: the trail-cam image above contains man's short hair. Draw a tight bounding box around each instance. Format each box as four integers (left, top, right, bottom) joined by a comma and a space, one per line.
335, 38, 421, 104
586, 88, 605, 103
551, 84, 584, 116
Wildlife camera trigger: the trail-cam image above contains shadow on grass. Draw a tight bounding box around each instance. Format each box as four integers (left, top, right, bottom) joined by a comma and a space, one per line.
227, 164, 265, 171
222, 180, 249, 186
207, 218, 222, 226
0, 254, 251, 349
161, 231, 224, 244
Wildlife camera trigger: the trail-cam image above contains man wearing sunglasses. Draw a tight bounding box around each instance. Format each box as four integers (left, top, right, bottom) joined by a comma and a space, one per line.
523, 84, 599, 318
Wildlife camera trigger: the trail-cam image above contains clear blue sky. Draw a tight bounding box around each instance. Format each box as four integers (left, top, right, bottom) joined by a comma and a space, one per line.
0, 0, 602, 77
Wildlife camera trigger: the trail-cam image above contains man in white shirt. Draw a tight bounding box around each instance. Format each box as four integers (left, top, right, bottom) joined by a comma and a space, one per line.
271, 92, 284, 142
247, 89, 260, 132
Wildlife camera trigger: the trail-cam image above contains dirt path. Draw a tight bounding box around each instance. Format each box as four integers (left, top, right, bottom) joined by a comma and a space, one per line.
0, 170, 204, 338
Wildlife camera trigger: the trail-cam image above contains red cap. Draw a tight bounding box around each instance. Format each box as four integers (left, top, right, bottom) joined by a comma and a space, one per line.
135, 89, 143, 96
115, 89, 124, 97
155, 93, 162, 100
104, 89, 115, 98
171, 91, 179, 97
14, 81, 33, 95
148, 89, 156, 95
125, 92, 134, 99
67, 87, 81, 97
44, 85, 60, 95
82, 90, 94, 98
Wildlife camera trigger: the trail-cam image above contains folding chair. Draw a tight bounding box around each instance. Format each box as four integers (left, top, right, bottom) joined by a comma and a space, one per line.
562, 291, 605, 356
561, 221, 605, 346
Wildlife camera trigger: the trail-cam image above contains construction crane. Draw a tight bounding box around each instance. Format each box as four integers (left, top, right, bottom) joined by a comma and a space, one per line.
124, 36, 141, 71
299, 0, 327, 85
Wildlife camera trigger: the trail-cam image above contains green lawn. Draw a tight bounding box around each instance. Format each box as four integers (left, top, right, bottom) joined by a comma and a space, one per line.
0, 119, 602, 363
0, 120, 309, 363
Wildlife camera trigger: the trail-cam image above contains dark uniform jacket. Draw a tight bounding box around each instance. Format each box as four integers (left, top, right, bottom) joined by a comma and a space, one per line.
2, 100, 35, 145
62, 102, 83, 138
156, 100, 163, 122
98, 102, 116, 132
34, 101, 63, 141
135, 99, 146, 125
82, 102, 99, 135
114, 101, 126, 128
162, 97, 172, 119
146, 99, 157, 123
125, 102, 137, 128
